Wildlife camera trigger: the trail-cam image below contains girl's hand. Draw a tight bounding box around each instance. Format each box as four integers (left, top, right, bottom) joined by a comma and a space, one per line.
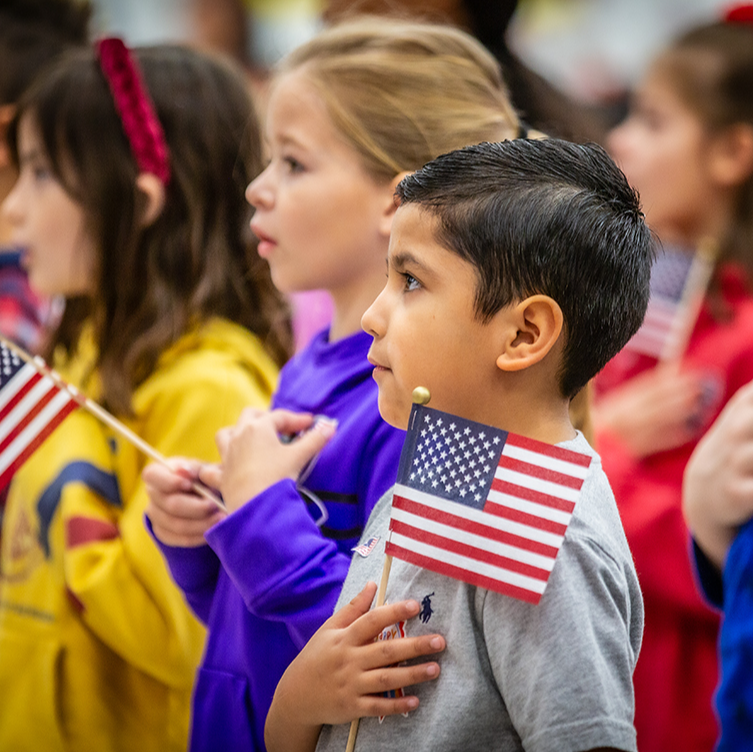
595, 366, 720, 458
265, 582, 445, 752
144, 459, 226, 547
684, 379, 753, 569
214, 408, 337, 513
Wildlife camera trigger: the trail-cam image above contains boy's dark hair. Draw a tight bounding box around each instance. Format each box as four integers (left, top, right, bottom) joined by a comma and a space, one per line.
396, 138, 653, 399
0, 0, 91, 105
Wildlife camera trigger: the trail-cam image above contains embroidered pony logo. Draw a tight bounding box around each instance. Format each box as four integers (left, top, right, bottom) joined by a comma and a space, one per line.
419, 592, 435, 623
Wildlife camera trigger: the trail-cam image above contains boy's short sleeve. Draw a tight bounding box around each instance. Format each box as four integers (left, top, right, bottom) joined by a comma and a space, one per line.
482, 509, 642, 751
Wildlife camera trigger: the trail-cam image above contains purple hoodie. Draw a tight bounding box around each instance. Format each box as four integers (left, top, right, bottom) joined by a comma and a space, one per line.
155, 328, 405, 750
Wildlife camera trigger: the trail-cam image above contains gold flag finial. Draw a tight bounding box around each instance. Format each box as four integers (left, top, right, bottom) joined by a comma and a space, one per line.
411, 386, 431, 405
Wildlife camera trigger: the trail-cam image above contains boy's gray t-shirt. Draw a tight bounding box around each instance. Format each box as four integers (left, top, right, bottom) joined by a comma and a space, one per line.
317, 432, 643, 752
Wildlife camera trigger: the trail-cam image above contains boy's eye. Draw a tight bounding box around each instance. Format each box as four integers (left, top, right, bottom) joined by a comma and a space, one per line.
402, 272, 421, 291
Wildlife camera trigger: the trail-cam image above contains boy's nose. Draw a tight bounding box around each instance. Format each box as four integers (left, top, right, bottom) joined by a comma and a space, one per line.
361, 288, 388, 337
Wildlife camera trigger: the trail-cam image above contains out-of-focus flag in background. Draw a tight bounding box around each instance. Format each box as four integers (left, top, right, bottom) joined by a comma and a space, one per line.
0, 342, 77, 489
625, 243, 716, 361
385, 405, 592, 604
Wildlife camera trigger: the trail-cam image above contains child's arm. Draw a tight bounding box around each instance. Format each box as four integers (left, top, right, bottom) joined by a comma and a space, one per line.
683, 379, 753, 569
595, 366, 713, 458
265, 581, 445, 752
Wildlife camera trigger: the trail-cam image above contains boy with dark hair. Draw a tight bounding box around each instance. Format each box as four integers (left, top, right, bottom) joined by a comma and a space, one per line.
263, 138, 652, 751
0, 0, 91, 352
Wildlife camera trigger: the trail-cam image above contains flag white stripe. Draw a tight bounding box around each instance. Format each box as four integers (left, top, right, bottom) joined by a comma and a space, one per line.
389, 530, 547, 594
493, 466, 581, 502
0, 362, 38, 413
0, 377, 59, 444
390, 504, 557, 571
485, 489, 573, 525
394, 484, 565, 548
500, 443, 591, 479
0, 391, 73, 476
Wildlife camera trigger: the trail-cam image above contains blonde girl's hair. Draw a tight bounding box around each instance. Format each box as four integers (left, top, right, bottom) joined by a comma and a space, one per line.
277, 15, 521, 182
655, 19, 753, 274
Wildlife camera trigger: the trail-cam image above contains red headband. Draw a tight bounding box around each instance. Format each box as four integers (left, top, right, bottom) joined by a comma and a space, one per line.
96, 38, 171, 185
723, 3, 753, 24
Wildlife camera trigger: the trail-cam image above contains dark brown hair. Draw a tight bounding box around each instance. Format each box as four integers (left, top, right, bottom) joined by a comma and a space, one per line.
655, 20, 753, 275
10, 44, 292, 415
0, 0, 91, 105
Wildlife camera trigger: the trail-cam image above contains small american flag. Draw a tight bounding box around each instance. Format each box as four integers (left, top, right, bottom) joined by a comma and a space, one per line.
0, 342, 78, 488
385, 405, 592, 604
625, 245, 711, 360
352, 536, 380, 558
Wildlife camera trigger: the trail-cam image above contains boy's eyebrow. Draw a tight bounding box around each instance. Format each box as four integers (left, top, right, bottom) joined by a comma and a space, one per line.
389, 251, 432, 274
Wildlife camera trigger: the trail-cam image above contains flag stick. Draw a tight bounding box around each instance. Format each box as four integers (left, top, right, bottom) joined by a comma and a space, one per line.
0, 335, 224, 509
346, 552, 393, 752
660, 238, 718, 364
347, 387, 431, 751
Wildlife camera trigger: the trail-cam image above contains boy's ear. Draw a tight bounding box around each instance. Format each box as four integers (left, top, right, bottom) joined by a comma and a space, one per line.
135, 172, 166, 227
378, 170, 412, 237
495, 295, 563, 372
709, 123, 753, 187
0, 104, 17, 169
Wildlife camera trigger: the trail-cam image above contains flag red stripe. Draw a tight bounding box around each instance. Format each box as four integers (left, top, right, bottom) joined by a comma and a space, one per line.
0, 370, 43, 424
0, 385, 62, 456
389, 518, 551, 580
489, 477, 576, 513
497, 455, 585, 490
0, 399, 77, 489
482, 502, 568, 536
392, 493, 559, 558
385, 541, 542, 604
504, 433, 592, 467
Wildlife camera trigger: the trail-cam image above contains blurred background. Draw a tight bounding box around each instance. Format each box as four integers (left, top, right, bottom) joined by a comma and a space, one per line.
90, 0, 733, 138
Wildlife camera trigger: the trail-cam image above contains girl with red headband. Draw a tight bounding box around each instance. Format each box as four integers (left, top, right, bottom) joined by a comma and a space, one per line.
595, 5, 753, 750
0, 41, 291, 750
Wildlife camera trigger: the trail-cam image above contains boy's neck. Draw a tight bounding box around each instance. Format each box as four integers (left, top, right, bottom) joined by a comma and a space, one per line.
460, 368, 577, 446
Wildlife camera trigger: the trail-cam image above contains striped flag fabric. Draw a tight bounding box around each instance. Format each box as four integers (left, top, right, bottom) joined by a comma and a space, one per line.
0, 342, 78, 488
385, 405, 592, 604
624, 245, 696, 359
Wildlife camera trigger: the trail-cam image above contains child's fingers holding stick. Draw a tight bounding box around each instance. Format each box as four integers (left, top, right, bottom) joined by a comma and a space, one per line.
144, 459, 227, 547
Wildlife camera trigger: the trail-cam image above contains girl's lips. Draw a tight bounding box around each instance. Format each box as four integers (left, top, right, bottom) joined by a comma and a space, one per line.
250, 225, 277, 258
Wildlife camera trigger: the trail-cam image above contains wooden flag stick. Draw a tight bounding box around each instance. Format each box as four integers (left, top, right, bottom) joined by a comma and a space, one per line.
346, 386, 429, 751
660, 237, 719, 365
346, 552, 393, 752
0, 335, 224, 509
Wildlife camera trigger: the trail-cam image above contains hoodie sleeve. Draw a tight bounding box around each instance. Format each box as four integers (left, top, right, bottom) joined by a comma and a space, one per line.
206, 419, 404, 649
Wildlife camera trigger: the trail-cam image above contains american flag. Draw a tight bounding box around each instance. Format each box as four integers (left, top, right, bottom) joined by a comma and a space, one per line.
385, 405, 592, 604
625, 246, 702, 360
0, 342, 78, 488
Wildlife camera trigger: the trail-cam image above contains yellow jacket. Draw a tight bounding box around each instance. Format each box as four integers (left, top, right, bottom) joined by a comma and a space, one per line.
0, 318, 278, 751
